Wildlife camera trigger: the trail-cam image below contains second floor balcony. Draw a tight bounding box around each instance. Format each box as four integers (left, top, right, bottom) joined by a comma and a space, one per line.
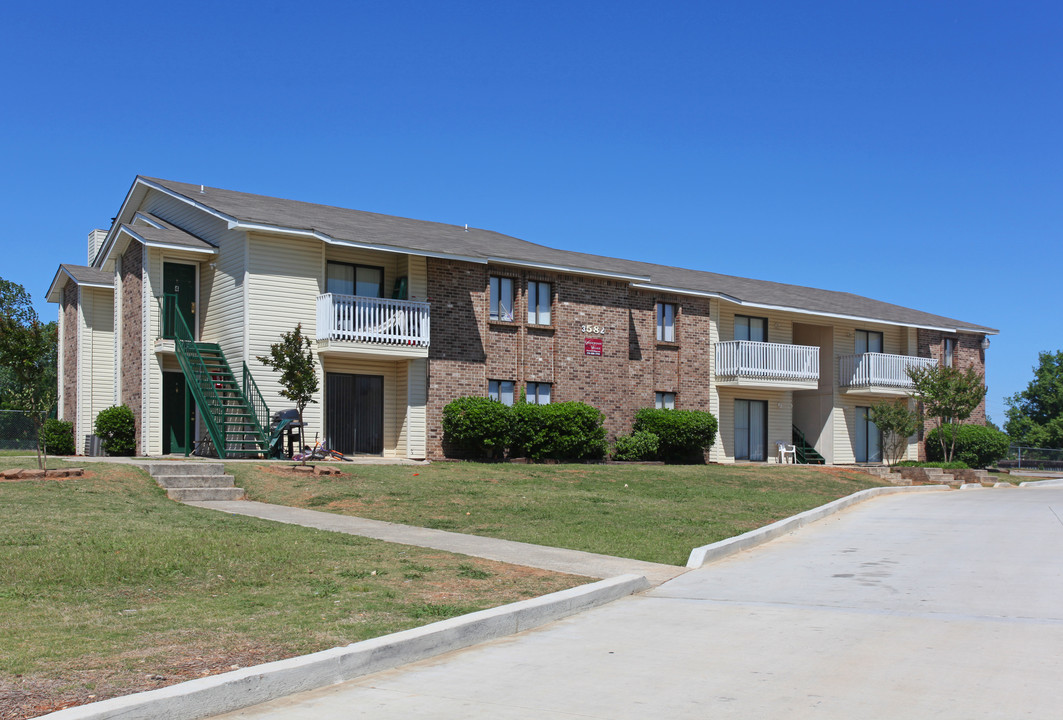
316, 293, 430, 357
715, 341, 820, 390
839, 352, 936, 395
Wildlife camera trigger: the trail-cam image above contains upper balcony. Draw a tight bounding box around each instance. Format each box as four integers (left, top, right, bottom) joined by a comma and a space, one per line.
715, 341, 819, 390
316, 293, 430, 358
839, 352, 936, 395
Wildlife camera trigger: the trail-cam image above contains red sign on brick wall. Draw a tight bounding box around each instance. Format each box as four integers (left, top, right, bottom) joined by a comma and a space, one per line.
584, 337, 603, 356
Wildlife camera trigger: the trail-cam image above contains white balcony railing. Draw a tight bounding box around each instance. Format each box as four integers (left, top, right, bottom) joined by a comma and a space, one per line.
316, 294, 430, 348
715, 341, 819, 382
839, 352, 936, 389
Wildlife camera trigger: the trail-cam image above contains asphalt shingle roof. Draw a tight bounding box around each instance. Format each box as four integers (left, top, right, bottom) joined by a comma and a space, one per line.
141, 176, 996, 334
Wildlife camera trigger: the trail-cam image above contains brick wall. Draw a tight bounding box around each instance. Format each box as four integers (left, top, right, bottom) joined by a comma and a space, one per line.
120, 244, 143, 454
61, 283, 78, 423
915, 329, 988, 460
424, 258, 715, 458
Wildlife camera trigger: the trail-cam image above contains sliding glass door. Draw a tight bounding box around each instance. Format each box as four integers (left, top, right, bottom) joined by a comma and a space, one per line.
855, 406, 882, 463
735, 399, 768, 461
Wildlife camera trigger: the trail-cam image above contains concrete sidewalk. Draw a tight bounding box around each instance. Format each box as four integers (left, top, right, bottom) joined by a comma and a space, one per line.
185, 500, 687, 586
206, 486, 1063, 719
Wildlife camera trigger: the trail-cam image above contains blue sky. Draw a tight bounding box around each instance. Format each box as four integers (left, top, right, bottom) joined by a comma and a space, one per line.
2, 1, 1059, 425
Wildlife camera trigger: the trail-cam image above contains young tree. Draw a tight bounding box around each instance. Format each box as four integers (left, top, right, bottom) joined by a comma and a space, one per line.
906, 363, 987, 462
1004, 350, 1063, 450
0, 278, 58, 469
869, 400, 920, 466
257, 324, 319, 459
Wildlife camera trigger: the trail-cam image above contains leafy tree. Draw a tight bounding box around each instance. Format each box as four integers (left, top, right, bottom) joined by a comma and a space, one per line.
1004, 350, 1063, 449
0, 278, 58, 468
869, 400, 920, 466
257, 324, 319, 458
906, 363, 987, 462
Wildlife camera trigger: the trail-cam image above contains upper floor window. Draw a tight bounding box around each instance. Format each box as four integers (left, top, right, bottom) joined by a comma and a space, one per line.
855, 330, 883, 354
490, 276, 514, 321
327, 262, 383, 298
488, 379, 515, 406
944, 338, 955, 367
657, 302, 676, 342
734, 315, 767, 342
526, 382, 551, 405
656, 391, 676, 409
527, 281, 552, 325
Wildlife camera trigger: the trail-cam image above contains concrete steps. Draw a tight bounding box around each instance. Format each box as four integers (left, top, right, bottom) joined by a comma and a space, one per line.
137, 461, 245, 502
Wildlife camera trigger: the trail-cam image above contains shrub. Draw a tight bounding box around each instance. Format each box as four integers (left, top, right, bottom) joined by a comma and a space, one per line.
39, 418, 75, 455
632, 408, 718, 463
512, 401, 607, 461
925, 423, 1010, 468
611, 431, 660, 461
441, 396, 512, 459
895, 460, 969, 470
94, 405, 137, 456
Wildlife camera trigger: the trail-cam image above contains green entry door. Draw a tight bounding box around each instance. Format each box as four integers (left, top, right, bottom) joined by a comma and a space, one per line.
163, 262, 196, 337
163, 372, 196, 455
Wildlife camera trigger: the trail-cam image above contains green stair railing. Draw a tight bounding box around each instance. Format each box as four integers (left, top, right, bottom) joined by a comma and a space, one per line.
242, 361, 270, 442
792, 424, 826, 465
165, 294, 268, 458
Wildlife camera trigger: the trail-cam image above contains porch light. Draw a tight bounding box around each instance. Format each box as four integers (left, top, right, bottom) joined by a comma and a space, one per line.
981, 336, 991, 350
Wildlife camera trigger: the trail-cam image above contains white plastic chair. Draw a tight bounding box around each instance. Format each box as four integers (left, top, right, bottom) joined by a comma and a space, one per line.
776, 441, 796, 464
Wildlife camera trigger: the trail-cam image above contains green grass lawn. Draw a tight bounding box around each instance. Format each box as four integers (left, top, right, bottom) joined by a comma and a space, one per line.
0, 459, 582, 717
232, 462, 887, 567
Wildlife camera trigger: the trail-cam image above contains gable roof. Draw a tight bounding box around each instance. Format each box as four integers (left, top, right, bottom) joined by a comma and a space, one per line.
131, 176, 996, 334
46, 264, 113, 303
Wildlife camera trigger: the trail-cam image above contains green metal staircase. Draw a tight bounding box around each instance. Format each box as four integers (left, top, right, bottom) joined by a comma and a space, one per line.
792, 424, 826, 465
164, 295, 269, 459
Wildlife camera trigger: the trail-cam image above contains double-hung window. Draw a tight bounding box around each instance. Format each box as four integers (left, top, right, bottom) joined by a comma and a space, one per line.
655, 391, 676, 409
526, 382, 551, 405
734, 315, 767, 342
490, 277, 514, 321
488, 379, 515, 406
527, 281, 551, 325
944, 338, 955, 367
855, 330, 884, 354
656, 303, 676, 342
327, 262, 384, 298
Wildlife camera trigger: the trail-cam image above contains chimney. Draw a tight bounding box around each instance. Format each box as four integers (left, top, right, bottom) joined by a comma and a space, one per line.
88, 229, 108, 265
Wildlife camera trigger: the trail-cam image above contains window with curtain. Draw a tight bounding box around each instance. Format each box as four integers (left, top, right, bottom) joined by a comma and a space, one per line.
326, 262, 383, 298
855, 330, 884, 354
488, 379, 515, 406
944, 338, 955, 367
490, 277, 514, 321
526, 382, 551, 405
527, 281, 551, 325
656, 303, 676, 342
655, 391, 675, 409
734, 315, 768, 342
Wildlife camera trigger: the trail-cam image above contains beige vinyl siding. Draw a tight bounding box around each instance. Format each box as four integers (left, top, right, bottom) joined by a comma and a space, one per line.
707, 299, 722, 462
200, 234, 246, 364
406, 358, 428, 458
246, 233, 324, 439
716, 306, 796, 346
145, 248, 162, 455
78, 287, 115, 450
714, 387, 793, 464
321, 356, 406, 457
406, 255, 428, 301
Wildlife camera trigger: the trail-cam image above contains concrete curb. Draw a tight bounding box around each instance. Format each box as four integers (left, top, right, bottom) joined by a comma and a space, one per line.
41, 574, 649, 720
1019, 478, 1063, 488
686, 485, 951, 569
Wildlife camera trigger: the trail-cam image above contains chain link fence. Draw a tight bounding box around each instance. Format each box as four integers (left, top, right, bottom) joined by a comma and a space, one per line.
999, 446, 1063, 471
0, 410, 38, 450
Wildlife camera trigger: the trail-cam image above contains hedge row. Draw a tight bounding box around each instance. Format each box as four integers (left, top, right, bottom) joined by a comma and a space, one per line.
925, 423, 1009, 469
442, 397, 717, 464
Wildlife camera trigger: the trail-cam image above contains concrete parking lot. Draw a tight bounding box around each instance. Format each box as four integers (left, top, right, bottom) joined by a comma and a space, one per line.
210, 486, 1063, 719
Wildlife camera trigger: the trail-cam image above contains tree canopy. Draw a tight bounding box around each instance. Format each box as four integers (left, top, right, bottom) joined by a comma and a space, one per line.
1005, 350, 1063, 449
906, 363, 987, 462
257, 324, 319, 455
